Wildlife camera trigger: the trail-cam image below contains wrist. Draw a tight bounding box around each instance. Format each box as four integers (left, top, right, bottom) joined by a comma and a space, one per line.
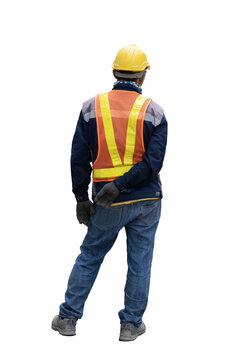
113, 179, 125, 192
75, 194, 89, 202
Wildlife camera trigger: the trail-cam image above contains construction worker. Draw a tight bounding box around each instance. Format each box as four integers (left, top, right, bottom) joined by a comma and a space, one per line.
51, 44, 168, 341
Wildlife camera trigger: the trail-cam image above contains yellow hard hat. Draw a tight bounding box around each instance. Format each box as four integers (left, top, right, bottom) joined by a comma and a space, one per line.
112, 44, 150, 72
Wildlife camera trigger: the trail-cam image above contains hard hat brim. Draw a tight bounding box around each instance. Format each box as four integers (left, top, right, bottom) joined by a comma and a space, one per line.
112, 63, 150, 71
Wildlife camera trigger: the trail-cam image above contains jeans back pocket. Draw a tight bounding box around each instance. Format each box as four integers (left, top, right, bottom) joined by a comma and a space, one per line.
92, 205, 122, 231
140, 200, 161, 225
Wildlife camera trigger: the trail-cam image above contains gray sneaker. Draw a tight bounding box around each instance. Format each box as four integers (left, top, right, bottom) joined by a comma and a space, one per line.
119, 321, 146, 341
51, 315, 77, 336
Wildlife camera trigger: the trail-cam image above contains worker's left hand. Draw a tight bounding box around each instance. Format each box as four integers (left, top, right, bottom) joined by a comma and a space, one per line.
76, 200, 95, 226
95, 182, 120, 208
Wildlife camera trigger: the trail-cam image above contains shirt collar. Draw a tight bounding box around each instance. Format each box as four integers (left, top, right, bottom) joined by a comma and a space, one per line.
112, 80, 142, 94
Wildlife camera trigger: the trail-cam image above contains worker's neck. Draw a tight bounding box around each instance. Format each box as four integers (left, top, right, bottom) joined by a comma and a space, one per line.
113, 80, 142, 93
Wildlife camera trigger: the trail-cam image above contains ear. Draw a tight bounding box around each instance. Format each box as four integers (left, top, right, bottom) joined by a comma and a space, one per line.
138, 72, 146, 86
113, 69, 117, 79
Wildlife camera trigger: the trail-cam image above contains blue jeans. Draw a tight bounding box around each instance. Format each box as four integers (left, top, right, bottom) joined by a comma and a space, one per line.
59, 199, 161, 326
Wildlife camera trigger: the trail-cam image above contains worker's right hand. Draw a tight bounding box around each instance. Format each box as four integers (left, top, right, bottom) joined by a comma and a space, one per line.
76, 200, 95, 226
94, 182, 120, 208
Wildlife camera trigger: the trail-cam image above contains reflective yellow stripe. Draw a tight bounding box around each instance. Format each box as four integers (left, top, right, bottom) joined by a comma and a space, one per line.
99, 93, 122, 167
94, 165, 133, 178
111, 198, 160, 206
124, 95, 148, 165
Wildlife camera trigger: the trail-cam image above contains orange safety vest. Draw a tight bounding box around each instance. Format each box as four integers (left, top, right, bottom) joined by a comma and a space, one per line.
93, 90, 151, 182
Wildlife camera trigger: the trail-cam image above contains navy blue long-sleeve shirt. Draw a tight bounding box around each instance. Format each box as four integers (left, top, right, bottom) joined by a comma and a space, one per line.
71, 82, 168, 205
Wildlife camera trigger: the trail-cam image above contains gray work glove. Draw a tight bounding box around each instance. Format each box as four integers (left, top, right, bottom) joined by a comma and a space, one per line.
76, 200, 95, 226
95, 182, 120, 208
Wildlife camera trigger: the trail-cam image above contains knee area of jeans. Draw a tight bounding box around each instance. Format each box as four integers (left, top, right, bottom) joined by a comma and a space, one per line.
73, 256, 103, 277
68, 275, 96, 285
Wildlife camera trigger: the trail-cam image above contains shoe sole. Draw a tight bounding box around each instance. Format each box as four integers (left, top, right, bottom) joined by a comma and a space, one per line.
119, 328, 146, 341
51, 324, 76, 336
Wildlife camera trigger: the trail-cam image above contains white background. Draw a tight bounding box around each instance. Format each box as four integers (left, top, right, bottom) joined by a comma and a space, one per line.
0, 0, 239, 359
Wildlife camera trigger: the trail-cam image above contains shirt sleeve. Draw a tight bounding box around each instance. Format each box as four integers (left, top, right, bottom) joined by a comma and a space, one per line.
114, 114, 168, 190
71, 111, 92, 202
